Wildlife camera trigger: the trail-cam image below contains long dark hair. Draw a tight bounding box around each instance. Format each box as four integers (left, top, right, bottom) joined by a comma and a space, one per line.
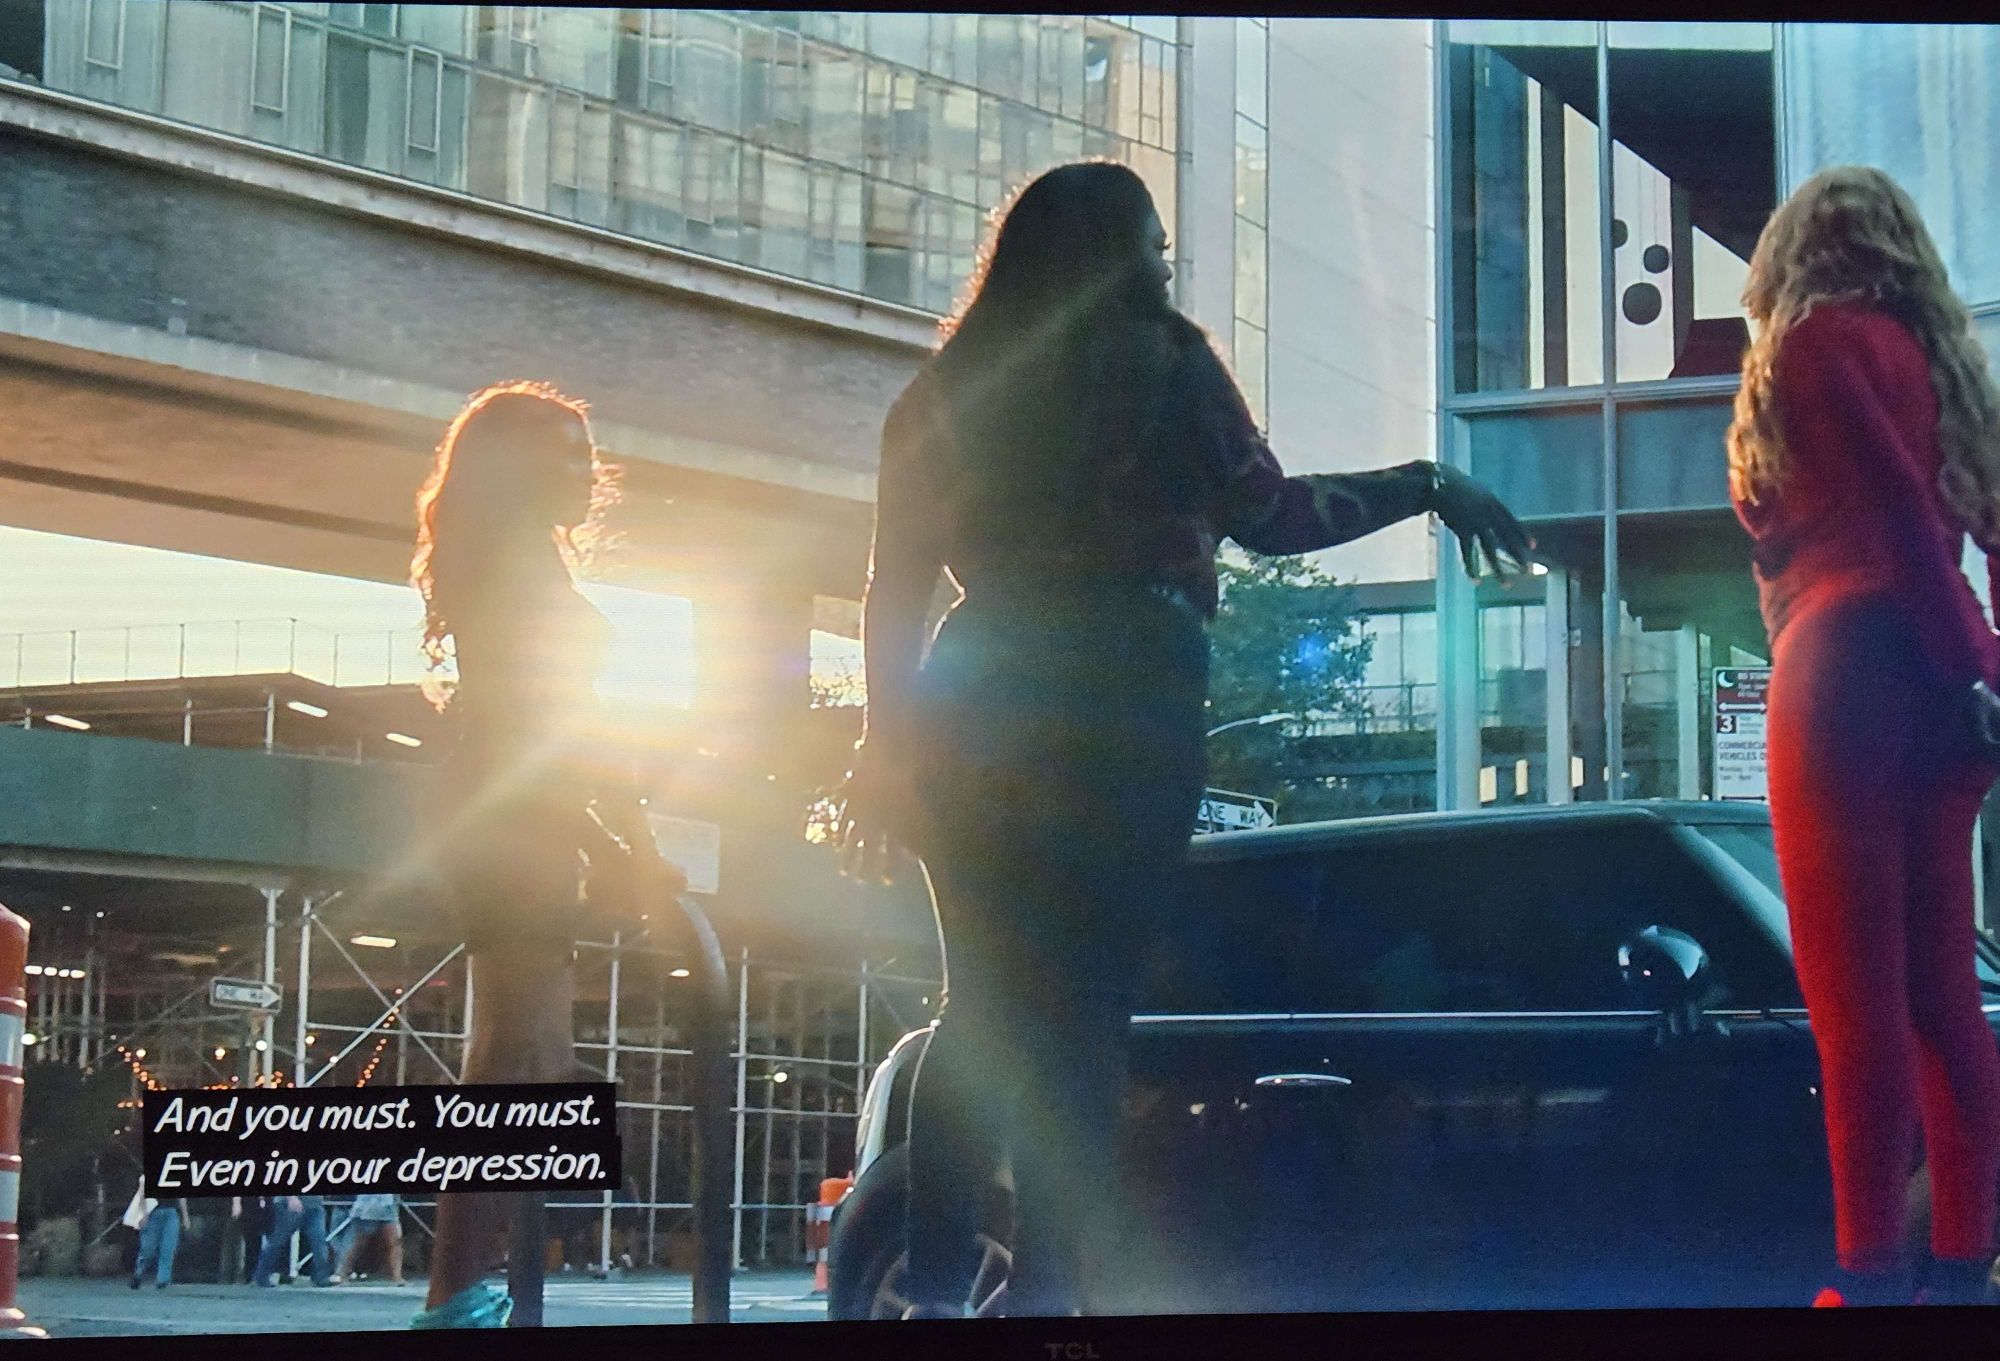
928, 161, 1202, 541
411, 380, 614, 710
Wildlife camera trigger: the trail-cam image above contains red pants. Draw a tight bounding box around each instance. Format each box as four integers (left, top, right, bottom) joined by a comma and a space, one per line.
1768, 592, 2000, 1270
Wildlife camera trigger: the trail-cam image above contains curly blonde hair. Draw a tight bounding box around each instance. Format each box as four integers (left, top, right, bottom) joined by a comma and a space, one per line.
411, 380, 616, 710
1727, 166, 2000, 551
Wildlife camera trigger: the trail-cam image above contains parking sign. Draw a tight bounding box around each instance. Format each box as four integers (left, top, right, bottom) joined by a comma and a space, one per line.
1713, 668, 1772, 802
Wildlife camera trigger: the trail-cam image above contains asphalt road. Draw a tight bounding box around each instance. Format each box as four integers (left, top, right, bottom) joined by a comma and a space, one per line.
16, 1270, 827, 1336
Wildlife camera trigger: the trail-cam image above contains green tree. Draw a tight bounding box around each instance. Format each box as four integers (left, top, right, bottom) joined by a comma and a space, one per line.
1205, 553, 1376, 824
19, 1060, 129, 1230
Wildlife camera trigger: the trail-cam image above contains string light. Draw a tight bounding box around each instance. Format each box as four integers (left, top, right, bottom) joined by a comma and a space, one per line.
113, 1044, 166, 1093
356, 1032, 392, 1088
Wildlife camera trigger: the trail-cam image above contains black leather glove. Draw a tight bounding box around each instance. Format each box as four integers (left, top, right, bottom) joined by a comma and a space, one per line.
1429, 463, 1536, 577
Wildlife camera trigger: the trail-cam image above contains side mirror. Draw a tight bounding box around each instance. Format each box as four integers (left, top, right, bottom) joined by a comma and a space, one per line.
1618, 925, 1714, 1018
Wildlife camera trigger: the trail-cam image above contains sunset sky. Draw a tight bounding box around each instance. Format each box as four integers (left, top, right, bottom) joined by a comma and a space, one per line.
0, 526, 877, 710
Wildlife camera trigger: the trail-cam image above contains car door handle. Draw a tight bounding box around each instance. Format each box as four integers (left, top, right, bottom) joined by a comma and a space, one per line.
1254, 1073, 1354, 1089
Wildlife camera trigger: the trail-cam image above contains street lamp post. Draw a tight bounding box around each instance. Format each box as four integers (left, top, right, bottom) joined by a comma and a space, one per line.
1205, 712, 1300, 739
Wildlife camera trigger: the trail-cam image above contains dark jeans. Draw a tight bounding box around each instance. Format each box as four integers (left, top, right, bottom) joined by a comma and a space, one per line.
255, 1195, 332, 1286
903, 584, 1209, 1317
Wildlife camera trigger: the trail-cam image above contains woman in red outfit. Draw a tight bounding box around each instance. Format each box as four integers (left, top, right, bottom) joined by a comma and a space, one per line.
1730, 166, 2000, 1307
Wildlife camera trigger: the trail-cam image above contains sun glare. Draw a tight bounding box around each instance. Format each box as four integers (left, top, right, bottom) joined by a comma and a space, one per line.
579, 583, 698, 711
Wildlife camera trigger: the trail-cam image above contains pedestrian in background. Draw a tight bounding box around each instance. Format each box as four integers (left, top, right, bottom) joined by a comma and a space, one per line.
1730, 164, 2000, 1307
229, 1195, 271, 1284
335, 1194, 405, 1285
253, 1193, 333, 1288
124, 1179, 189, 1290
835, 160, 1532, 1319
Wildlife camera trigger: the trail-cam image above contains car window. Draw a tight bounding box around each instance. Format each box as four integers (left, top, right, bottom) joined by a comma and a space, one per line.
1695, 823, 1783, 901
1137, 851, 1320, 1014
1303, 823, 1799, 1014
1699, 819, 1993, 1001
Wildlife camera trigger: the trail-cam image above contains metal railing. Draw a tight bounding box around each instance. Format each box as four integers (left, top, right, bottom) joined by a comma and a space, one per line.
0, 619, 438, 692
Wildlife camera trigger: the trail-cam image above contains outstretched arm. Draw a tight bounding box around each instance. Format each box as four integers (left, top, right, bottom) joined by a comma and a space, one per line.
1187, 340, 1532, 573
1219, 456, 1439, 558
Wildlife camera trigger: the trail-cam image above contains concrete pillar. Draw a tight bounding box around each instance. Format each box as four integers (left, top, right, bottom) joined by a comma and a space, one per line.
1435, 421, 1481, 811
1543, 566, 1573, 805
1676, 625, 1702, 800
1179, 17, 1238, 340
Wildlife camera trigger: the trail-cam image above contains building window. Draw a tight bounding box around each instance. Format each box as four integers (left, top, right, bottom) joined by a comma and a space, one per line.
251, 5, 292, 116
640, 8, 675, 113
35, 7, 1185, 315
1606, 23, 1774, 383
329, 4, 399, 38
747, 26, 806, 147
479, 5, 537, 78
407, 47, 443, 154
1445, 21, 1604, 394
1232, 18, 1270, 426
83, 0, 125, 72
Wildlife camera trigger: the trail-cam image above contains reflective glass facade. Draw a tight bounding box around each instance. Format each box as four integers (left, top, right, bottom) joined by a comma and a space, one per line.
1231, 16, 1267, 424
1439, 19, 1778, 809
21, 4, 1186, 312
1438, 20, 2000, 819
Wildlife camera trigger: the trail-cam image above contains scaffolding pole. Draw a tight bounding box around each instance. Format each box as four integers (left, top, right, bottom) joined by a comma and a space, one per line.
599, 930, 622, 1274
291, 894, 313, 1278
648, 990, 664, 1269
75, 946, 90, 1070
260, 887, 280, 1082
95, 943, 108, 1067
732, 949, 750, 1273
294, 896, 312, 1085
855, 963, 869, 1178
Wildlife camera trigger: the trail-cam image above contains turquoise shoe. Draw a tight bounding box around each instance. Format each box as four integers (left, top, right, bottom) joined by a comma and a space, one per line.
411, 1282, 514, 1329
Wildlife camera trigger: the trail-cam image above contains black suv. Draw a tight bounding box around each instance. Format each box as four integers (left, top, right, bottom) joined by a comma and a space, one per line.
829, 801, 2000, 1317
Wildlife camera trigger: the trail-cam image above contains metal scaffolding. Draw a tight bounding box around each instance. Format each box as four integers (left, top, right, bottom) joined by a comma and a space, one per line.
280, 892, 938, 1269
15, 867, 940, 1273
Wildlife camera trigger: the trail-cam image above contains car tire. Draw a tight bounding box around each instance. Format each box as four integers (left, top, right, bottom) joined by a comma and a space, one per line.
827, 1143, 1012, 1321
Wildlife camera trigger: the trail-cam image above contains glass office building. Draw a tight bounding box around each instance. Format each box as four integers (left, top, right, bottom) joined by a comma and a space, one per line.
10, 4, 1185, 313
1230, 16, 1267, 425
1432, 20, 2000, 814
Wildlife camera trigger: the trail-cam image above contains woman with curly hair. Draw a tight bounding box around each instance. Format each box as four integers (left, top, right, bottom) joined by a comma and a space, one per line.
836, 161, 1532, 1318
408, 381, 675, 1328
1729, 166, 2000, 1307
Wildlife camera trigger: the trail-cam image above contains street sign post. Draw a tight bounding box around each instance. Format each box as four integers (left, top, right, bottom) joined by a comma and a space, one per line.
1712, 667, 1773, 802
210, 977, 282, 1012
1195, 788, 1277, 835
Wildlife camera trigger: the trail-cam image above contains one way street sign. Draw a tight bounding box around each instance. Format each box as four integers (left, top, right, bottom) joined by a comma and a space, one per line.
210, 977, 282, 1012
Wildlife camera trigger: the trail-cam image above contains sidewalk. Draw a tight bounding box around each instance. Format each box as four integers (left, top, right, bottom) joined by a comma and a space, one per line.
16, 1270, 826, 1337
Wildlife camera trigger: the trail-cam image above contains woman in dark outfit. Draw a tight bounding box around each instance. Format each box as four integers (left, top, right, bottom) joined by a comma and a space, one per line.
409, 381, 678, 1328
836, 162, 1533, 1319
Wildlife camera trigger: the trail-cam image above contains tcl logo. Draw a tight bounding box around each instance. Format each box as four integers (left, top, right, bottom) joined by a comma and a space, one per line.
1044, 1345, 1103, 1360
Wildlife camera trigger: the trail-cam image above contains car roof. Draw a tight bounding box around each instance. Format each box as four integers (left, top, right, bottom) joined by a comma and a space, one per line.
1187, 799, 1769, 865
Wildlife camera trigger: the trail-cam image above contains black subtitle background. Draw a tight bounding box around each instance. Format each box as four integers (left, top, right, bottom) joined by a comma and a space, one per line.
142, 1082, 621, 1195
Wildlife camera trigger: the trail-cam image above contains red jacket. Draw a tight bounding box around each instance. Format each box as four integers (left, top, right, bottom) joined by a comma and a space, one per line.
1732, 302, 2000, 687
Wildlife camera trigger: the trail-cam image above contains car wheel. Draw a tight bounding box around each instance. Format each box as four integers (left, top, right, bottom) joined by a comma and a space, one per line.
827, 1143, 1012, 1321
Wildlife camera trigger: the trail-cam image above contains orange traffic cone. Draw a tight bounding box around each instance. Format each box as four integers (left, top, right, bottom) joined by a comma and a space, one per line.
811, 1177, 852, 1296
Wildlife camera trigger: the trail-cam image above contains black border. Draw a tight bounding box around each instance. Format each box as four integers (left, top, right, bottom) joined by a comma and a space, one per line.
17, 1305, 2000, 1359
